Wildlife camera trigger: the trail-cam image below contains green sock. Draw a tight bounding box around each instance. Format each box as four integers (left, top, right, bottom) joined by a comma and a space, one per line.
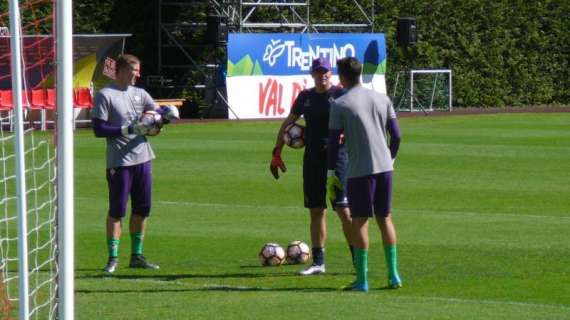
131, 232, 144, 256
354, 248, 368, 285
384, 245, 400, 282
107, 238, 119, 259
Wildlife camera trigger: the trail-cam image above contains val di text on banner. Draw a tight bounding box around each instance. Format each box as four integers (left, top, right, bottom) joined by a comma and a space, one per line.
226, 33, 387, 120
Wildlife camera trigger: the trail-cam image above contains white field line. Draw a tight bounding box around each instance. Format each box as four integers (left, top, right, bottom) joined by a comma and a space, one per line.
158, 200, 570, 222
98, 277, 570, 312
397, 208, 570, 222
77, 196, 570, 221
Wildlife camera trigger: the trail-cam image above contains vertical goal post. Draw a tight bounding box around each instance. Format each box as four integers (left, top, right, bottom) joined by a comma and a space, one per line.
1, 0, 74, 319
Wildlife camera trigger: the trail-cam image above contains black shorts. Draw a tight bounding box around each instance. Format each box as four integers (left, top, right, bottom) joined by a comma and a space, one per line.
302, 145, 348, 209
347, 171, 392, 218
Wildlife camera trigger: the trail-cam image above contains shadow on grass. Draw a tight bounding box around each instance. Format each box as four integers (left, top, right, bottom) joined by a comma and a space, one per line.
77, 271, 300, 280
75, 269, 357, 294
77, 269, 353, 281
76, 285, 343, 294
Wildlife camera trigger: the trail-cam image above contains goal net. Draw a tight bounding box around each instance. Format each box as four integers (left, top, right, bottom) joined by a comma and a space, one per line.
1, 0, 74, 319
391, 69, 453, 112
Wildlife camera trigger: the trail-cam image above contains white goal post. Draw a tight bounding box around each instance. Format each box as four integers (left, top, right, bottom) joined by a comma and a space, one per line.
1, 0, 74, 319
392, 69, 453, 113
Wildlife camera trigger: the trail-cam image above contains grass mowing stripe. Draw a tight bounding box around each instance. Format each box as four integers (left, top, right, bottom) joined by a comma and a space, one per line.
398, 208, 570, 221
392, 295, 570, 312
84, 277, 570, 312
76, 196, 570, 221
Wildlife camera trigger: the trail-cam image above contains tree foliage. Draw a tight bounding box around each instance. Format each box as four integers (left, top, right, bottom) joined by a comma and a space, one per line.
68, 0, 569, 107
383, 0, 570, 106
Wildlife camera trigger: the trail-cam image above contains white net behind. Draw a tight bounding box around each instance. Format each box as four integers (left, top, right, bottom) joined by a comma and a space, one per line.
0, 123, 58, 319
1, 0, 60, 318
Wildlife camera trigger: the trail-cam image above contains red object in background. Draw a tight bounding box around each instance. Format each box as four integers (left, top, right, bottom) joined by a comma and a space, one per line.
73, 87, 93, 108
45, 88, 56, 109
30, 89, 46, 109
0, 90, 13, 110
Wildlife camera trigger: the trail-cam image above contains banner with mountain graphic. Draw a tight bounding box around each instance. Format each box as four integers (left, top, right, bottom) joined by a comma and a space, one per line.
227, 33, 387, 119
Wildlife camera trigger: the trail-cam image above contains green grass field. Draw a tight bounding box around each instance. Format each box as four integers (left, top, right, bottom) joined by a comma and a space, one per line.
73, 112, 570, 319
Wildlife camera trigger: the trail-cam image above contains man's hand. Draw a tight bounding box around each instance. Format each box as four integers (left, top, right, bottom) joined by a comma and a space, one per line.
270, 147, 287, 179
121, 121, 150, 136
326, 170, 342, 200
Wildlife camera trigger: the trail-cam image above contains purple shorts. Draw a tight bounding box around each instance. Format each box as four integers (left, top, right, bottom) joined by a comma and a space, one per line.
347, 171, 392, 218
106, 161, 152, 218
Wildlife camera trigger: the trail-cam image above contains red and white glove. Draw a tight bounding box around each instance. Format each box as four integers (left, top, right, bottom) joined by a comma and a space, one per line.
270, 147, 287, 179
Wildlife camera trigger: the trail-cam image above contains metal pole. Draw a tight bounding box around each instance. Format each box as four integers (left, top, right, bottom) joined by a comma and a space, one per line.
56, 0, 75, 318
371, 0, 374, 32
430, 74, 438, 111
410, 70, 414, 111
158, 0, 162, 74
307, 0, 310, 32
7, 0, 30, 318
449, 71, 453, 112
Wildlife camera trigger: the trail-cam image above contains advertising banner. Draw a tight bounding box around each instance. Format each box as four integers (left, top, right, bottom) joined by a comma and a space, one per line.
227, 33, 387, 119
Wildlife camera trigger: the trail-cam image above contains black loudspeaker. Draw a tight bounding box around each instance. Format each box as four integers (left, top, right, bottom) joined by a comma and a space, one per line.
206, 15, 228, 45
397, 17, 417, 46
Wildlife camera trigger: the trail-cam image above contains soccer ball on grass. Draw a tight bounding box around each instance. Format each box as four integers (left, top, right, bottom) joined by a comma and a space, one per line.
285, 240, 310, 264
259, 243, 286, 266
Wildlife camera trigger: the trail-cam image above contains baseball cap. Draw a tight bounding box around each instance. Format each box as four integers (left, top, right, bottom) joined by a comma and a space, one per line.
310, 58, 331, 72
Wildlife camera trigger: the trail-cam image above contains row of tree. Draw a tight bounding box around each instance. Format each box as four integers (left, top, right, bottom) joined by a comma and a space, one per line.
3, 0, 569, 107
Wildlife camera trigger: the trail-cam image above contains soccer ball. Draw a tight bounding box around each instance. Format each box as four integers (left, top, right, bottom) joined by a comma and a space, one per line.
283, 122, 305, 149
285, 240, 310, 264
140, 111, 163, 136
258, 243, 286, 266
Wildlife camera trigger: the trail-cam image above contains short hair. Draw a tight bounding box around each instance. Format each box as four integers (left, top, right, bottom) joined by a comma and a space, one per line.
336, 57, 361, 85
115, 54, 140, 73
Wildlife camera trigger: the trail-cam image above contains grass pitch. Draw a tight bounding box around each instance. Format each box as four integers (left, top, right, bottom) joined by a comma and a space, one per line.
74, 113, 570, 319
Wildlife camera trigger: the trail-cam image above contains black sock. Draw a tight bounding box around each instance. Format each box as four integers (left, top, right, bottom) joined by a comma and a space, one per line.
312, 247, 325, 266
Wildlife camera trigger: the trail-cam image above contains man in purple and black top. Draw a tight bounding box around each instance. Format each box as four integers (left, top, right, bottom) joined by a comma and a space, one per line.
91, 54, 179, 273
270, 57, 354, 276
327, 57, 402, 292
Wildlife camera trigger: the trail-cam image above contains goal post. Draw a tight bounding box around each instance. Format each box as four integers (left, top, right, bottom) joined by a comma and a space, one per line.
392, 69, 453, 112
56, 0, 75, 318
1, 0, 74, 319
8, 2, 31, 320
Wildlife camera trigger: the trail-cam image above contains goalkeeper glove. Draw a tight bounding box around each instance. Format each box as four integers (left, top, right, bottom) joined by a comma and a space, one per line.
121, 122, 149, 136
160, 105, 180, 124
270, 147, 287, 179
326, 169, 343, 200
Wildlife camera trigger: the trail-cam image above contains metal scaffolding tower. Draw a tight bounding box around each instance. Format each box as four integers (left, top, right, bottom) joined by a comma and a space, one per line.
235, 0, 374, 32
154, 0, 375, 117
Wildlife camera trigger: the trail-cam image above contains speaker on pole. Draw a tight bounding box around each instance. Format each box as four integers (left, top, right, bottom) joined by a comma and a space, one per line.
397, 17, 417, 47
206, 15, 228, 45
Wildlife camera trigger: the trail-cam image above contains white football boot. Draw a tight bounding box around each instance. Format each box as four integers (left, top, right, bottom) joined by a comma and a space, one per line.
299, 264, 325, 275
